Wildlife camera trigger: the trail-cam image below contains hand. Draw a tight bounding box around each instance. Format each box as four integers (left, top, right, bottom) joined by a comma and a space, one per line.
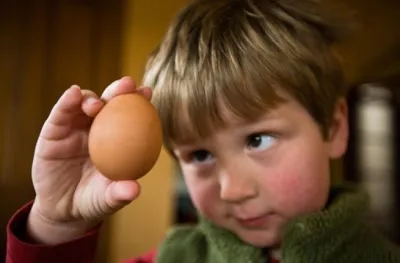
27, 77, 152, 244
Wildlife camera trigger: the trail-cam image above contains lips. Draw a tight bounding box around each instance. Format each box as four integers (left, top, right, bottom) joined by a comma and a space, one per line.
236, 213, 271, 228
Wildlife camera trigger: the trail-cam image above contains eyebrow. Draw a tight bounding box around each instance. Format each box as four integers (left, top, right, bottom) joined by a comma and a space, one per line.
171, 134, 203, 148
173, 138, 198, 147
227, 111, 281, 129
176, 112, 283, 141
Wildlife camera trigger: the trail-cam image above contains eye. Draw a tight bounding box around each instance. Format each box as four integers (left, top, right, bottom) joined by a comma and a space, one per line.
190, 150, 215, 164
246, 133, 276, 152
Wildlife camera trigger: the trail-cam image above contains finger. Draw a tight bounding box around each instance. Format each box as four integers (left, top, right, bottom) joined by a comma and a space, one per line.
46, 85, 83, 126
137, 87, 153, 101
81, 90, 104, 118
101, 76, 137, 102
111, 181, 141, 201
105, 181, 141, 211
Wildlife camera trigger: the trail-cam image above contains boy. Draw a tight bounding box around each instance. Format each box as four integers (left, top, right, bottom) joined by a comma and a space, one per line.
6, 0, 400, 262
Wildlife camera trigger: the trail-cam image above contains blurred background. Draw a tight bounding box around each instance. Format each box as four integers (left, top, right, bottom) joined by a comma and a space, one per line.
0, 0, 399, 262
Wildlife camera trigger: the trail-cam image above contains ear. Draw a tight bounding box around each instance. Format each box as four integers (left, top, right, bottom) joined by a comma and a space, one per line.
327, 98, 349, 159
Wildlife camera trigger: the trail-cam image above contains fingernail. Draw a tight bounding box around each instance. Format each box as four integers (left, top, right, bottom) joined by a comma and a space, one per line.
86, 97, 99, 105
110, 80, 120, 89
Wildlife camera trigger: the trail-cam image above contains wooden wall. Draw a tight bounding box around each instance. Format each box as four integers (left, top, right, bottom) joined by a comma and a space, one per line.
0, 1, 123, 261
334, 0, 400, 85
104, 1, 188, 262
0, 0, 399, 262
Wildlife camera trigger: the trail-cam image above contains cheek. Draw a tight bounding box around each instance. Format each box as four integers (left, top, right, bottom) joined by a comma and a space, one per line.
267, 140, 331, 217
183, 173, 221, 218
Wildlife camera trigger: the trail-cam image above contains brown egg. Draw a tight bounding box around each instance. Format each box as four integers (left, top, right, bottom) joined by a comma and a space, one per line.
88, 93, 163, 181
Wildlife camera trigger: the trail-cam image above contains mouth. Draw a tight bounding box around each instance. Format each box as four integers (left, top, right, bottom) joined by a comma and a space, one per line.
236, 213, 272, 228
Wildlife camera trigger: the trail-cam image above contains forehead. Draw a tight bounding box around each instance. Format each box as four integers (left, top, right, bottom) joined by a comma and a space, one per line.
171, 100, 299, 146
156, 77, 293, 150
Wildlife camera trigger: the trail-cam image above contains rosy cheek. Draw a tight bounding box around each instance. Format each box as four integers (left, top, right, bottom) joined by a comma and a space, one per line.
186, 178, 221, 218
265, 156, 312, 208
268, 159, 329, 217
268, 172, 302, 209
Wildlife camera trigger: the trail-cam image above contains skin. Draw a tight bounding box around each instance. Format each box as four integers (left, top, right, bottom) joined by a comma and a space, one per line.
28, 77, 151, 244
173, 97, 349, 252
27, 76, 348, 259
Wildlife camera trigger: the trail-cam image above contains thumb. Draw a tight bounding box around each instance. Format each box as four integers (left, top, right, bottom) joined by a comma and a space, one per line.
106, 181, 141, 211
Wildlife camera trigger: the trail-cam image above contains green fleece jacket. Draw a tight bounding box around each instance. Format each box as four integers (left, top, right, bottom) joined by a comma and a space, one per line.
156, 185, 400, 263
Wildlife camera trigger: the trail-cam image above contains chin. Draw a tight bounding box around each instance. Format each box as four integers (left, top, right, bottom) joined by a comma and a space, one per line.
236, 229, 281, 248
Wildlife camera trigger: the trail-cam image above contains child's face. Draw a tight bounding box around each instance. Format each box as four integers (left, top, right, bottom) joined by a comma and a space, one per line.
172, 97, 348, 248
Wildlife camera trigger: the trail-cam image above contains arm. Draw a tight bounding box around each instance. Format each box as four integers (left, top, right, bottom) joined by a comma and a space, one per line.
6, 202, 157, 263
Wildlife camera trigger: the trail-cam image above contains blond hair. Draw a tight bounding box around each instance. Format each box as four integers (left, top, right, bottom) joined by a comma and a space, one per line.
143, 0, 353, 149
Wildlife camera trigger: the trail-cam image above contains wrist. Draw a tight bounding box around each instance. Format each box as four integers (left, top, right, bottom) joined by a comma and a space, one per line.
27, 204, 100, 245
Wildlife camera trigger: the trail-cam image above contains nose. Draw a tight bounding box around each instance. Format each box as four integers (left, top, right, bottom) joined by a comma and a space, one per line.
219, 163, 258, 203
